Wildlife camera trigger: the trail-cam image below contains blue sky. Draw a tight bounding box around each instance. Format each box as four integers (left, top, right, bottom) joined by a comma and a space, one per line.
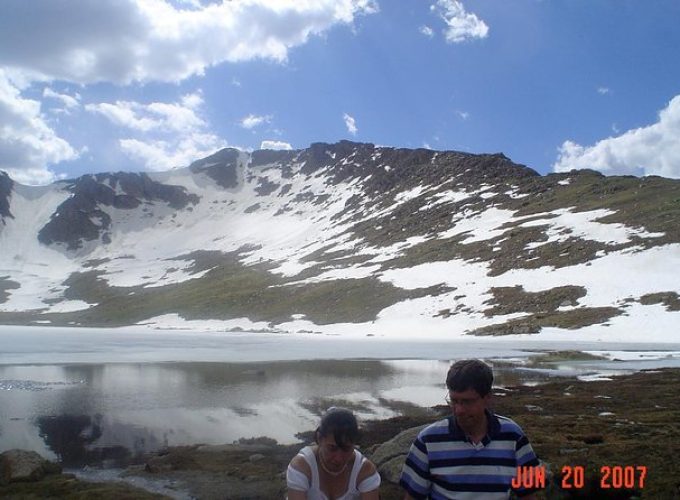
1, 0, 680, 185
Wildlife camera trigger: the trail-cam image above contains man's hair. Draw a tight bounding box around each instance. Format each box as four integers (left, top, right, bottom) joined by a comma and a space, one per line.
446, 359, 493, 397
315, 407, 359, 450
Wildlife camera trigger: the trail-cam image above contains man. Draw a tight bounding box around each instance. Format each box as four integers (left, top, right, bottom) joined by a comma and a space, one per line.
400, 359, 542, 499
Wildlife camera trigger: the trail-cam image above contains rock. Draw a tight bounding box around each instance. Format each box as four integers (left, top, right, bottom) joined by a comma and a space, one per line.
0, 170, 13, 221
378, 455, 409, 485
189, 148, 240, 188
369, 424, 428, 484
249, 453, 265, 463
0, 449, 60, 484
37, 172, 199, 250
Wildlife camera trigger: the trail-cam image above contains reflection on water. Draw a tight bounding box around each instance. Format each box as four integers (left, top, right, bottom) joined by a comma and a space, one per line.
1, 360, 453, 465
2, 355, 680, 466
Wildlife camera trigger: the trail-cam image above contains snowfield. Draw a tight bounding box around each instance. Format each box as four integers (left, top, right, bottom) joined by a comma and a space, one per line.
1, 145, 679, 344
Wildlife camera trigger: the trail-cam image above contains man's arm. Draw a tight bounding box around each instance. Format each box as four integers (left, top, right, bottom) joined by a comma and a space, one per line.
399, 434, 431, 499
513, 429, 544, 498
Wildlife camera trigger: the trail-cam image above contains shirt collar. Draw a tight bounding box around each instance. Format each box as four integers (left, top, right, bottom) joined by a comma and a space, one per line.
448, 409, 501, 443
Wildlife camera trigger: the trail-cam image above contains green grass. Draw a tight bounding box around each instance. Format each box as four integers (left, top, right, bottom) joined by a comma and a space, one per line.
639, 291, 680, 311
47, 251, 436, 326
0, 276, 20, 304
468, 306, 622, 336
0, 473, 168, 499
511, 172, 680, 244
483, 285, 587, 316
525, 350, 608, 365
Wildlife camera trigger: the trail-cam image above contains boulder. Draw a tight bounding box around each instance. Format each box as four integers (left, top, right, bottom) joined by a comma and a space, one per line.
0, 449, 61, 484
369, 424, 428, 484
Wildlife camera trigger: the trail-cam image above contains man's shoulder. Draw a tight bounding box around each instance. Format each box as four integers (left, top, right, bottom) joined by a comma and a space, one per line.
493, 413, 528, 436
417, 417, 451, 440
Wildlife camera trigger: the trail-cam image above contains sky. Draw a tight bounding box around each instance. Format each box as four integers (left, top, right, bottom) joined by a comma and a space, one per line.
1, 0, 680, 185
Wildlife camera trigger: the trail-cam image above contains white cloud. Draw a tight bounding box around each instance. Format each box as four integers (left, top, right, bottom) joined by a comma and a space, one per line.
86, 91, 226, 171
42, 88, 80, 109
420, 25, 434, 38
343, 113, 358, 136
86, 102, 160, 132
431, 0, 489, 43
553, 95, 680, 179
86, 94, 206, 133
240, 113, 272, 129
260, 140, 292, 150
0, 0, 379, 85
0, 70, 79, 184
181, 91, 204, 109
0, 1, 378, 182
456, 110, 469, 120
174, 0, 204, 8
121, 132, 226, 171
597, 87, 610, 95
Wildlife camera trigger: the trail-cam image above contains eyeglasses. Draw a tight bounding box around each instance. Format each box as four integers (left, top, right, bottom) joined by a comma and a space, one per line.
445, 393, 481, 407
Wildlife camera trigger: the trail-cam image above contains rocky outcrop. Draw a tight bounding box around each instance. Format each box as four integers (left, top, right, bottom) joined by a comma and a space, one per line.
189, 148, 241, 188
0, 449, 165, 498
0, 277, 20, 305
38, 173, 199, 250
370, 424, 428, 484
0, 171, 13, 223
250, 148, 298, 168
0, 449, 61, 485
129, 442, 293, 499
294, 141, 538, 190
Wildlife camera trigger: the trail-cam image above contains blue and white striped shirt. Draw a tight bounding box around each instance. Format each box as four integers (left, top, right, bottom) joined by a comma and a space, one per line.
400, 411, 541, 499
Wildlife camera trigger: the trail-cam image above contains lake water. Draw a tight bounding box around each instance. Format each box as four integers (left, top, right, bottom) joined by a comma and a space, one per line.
2, 326, 680, 465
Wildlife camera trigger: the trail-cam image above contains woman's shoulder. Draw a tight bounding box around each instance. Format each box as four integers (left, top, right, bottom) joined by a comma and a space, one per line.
289, 446, 314, 477
356, 453, 378, 483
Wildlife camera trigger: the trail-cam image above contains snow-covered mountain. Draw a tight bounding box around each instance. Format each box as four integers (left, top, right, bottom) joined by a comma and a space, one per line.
1, 141, 679, 341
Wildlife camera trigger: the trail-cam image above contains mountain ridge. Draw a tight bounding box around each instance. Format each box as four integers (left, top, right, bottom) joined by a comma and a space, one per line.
1, 141, 679, 341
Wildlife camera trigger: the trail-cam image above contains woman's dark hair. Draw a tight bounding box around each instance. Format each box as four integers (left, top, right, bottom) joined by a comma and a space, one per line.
446, 359, 493, 397
315, 407, 360, 450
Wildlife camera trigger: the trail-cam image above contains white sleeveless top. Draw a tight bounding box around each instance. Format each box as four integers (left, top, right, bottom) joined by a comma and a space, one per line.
286, 446, 381, 500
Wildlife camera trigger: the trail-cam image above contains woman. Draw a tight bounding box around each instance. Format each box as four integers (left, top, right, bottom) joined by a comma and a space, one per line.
287, 407, 381, 499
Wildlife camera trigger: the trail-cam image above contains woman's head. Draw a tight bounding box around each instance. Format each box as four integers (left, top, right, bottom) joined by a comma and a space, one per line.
315, 407, 360, 451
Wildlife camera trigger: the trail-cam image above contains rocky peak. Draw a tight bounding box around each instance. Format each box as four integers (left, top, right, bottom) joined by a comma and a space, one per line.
189, 148, 241, 188
250, 148, 299, 168
298, 140, 375, 175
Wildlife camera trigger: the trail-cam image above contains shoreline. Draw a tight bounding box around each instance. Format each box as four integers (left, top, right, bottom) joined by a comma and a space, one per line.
3, 366, 679, 498
2, 324, 680, 366
130, 366, 680, 498
3, 320, 680, 345
2, 350, 680, 460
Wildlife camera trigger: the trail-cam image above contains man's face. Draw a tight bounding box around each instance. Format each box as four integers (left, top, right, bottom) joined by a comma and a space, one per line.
448, 388, 489, 431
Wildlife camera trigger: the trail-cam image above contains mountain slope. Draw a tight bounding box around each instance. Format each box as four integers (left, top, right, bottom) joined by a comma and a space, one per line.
1, 141, 679, 340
